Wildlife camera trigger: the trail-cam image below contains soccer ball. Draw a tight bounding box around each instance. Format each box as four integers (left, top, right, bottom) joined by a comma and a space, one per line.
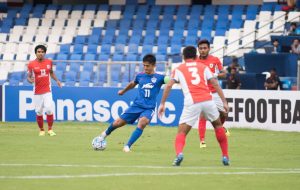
92, 137, 107, 151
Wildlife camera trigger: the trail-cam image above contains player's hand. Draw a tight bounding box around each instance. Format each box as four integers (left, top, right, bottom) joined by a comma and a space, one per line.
57, 81, 62, 88
118, 90, 125, 95
28, 77, 34, 83
158, 104, 165, 118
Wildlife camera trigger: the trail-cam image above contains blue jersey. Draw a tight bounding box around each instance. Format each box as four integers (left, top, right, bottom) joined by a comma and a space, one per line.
132, 72, 165, 109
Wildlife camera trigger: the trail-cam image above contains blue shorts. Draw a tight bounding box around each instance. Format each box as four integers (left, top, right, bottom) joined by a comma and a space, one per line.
120, 106, 155, 124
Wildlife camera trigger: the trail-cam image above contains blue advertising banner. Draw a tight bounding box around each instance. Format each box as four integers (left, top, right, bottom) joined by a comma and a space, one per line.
4, 86, 183, 126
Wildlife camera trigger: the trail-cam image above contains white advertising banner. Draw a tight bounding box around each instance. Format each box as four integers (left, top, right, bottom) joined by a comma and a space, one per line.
220, 90, 300, 132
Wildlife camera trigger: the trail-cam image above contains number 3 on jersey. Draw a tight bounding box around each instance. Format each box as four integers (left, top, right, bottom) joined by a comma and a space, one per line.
188, 67, 200, 85
145, 89, 150, 97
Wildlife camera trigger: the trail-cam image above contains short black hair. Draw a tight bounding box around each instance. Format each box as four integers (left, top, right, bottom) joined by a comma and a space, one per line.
183, 46, 197, 59
270, 68, 277, 72
142, 54, 156, 65
197, 39, 210, 48
273, 39, 279, 43
291, 22, 297, 27
34, 45, 47, 54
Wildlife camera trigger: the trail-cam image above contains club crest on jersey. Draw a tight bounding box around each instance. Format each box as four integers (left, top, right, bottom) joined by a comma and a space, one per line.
209, 63, 214, 68
151, 77, 157, 83
47, 65, 51, 69
142, 83, 154, 89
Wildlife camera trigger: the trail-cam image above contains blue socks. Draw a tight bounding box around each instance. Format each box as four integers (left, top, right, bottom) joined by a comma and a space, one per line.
126, 127, 143, 148
105, 123, 116, 136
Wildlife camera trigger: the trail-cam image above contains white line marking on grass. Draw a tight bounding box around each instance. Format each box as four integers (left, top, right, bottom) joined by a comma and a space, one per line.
0, 163, 300, 171
1, 171, 300, 179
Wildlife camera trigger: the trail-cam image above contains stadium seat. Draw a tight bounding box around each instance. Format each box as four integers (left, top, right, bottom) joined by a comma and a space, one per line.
64, 71, 77, 86
79, 71, 92, 86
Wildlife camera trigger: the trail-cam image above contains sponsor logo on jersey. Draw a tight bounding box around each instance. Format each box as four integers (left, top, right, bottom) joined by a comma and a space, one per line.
142, 83, 154, 89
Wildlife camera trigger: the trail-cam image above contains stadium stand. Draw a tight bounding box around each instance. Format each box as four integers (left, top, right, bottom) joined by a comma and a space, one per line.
0, 2, 299, 88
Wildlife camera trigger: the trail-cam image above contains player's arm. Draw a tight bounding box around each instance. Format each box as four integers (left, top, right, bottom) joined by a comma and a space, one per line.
216, 58, 226, 79
158, 79, 176, 118
118, 81, 137, 95
50, 70, 62, 88
27, 65, 34, 83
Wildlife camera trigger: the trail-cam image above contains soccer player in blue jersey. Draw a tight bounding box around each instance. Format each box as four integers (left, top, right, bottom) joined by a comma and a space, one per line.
94, 54, 166, 152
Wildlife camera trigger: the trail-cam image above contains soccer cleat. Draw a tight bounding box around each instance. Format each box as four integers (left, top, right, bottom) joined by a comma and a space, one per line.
224, 128, 230, 137
48, 130, 56, 136
123, 145, 131, 152
200, 141, 207, 148
172, 153, 184, 166
222, 156, 230, 166
39, 131, 45, 136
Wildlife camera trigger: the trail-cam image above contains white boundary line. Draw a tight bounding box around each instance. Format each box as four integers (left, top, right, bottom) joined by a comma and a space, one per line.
1, 163, 300, 171
1, 171, 300, 179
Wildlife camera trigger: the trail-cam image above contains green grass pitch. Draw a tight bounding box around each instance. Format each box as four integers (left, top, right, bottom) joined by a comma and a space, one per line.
0, 122, 300, 190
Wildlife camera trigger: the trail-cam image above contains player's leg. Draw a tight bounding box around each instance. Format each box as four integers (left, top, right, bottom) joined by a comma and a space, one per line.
43, 93, 55, 136
123, 108, 153, 152
198, 113, 207, 148
213, 93, 230, 137
123, 116, 150, 152
34, 94, 45, 136
173, 103, 201, 166
99, 117, 127, 140
202, 101, 229, 165
219, 111, 230, 136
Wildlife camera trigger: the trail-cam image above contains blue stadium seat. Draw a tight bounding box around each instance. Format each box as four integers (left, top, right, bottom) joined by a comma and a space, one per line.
102, 33, 115, 44
54, 70, 63, 82
129, 36, 141, 45
115, 35, 128, 44
170, 37, 183, 46
79, 71, 92, 86
110, 64, 121, 84
184, 36, 198, 46
171, 55, 182, 63
143, 36, 155, 45
163, 5, 176, 15
82, 62, 94, 72
98, 4, 109, 11
142, 45, 153, 54
86, 4, 97, 10
115, 44, 125, 54
60, 44, 71, 54
74, 36, 86, 44
92, 28, 102, 35
69, 62, 80, 72
15, 18, 27, 25
157, 44, 168, 55
177, 5, 189, 16
88, 35, 100, 44
64, 71, 77, 86
170, 45, 181, 55
112, 54, 124, 61
84, 53, 96, 61
56, 53, 68, 60
99, 54, 110, 61
73, 44, 84, 54
70, 54, 82, 60
87, 44, 98, 54
55, 62, 67, 71
73, 4, 85, 10
119, 19, 131, 29
127, 44, 139, 54
157, 35, 169, 45
101, 44, 111, 54
126, 54, 138, 61
106, 20, 118, 29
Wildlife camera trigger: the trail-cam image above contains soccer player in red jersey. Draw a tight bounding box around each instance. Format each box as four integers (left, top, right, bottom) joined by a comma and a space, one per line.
158, 46, 230, 166
27, 45, 62, 136
196, 39, 229, 148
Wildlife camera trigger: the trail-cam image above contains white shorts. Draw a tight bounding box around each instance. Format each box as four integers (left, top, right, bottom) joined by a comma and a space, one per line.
179, 100, 220, 127
212, 92, 225, 112
34, 92, 53, 115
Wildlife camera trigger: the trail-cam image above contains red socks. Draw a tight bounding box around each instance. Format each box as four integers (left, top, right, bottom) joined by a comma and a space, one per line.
214, 127, 229, 157
46, 114, 54, 131
36, 115, 44, 131
175, 133, 186, 156
198, 118, 206, 142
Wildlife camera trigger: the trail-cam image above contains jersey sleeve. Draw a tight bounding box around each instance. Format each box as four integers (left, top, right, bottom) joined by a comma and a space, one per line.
216, 57, 223, 71
204, 66, 214, 80
27, 63, 32, 74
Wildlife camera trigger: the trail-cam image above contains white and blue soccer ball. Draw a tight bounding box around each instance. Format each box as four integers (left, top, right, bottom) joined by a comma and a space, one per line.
92, 137, 107, 151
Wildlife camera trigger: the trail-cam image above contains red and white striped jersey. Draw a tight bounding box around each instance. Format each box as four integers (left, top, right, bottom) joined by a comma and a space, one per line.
171, 59, 213, 106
